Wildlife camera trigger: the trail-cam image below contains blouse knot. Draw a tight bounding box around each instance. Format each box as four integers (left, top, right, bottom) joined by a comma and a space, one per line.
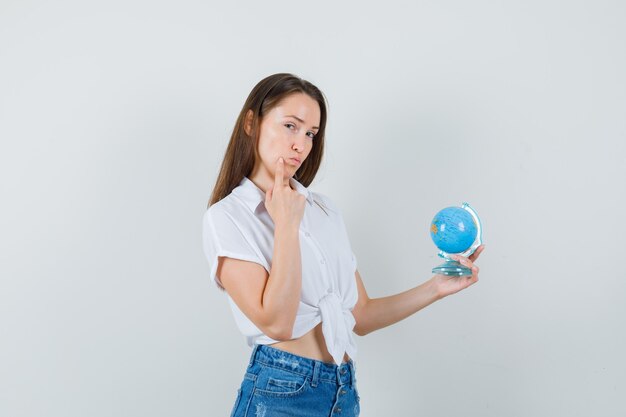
318, 291, 357, 365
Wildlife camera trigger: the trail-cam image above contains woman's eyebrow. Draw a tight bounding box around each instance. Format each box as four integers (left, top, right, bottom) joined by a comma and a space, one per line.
285, 115, 319, 130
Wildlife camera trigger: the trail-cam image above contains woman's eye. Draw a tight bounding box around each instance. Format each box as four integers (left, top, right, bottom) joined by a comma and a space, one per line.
285, 123, 315, 139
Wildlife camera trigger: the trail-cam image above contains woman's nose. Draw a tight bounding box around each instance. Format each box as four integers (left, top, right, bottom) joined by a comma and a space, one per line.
292, 135, 306, 152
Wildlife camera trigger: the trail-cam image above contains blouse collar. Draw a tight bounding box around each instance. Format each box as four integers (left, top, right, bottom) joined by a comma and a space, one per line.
232, 176, 314, 213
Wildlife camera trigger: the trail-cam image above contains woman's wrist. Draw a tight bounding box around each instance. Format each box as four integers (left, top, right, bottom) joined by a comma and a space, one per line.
274, 223, 300, 237
425, 276, 445, 302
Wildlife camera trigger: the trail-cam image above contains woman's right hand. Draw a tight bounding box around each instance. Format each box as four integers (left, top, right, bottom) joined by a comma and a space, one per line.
264, 157, 306, 230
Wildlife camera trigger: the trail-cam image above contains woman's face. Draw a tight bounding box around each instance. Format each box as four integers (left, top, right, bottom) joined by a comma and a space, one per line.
249, 92, 321, 189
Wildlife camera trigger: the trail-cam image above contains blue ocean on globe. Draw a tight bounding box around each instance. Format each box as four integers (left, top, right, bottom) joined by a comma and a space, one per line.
430, 207, 478, 254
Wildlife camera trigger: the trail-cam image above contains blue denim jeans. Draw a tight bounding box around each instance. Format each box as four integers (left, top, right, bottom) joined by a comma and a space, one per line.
229, 344, 361, 417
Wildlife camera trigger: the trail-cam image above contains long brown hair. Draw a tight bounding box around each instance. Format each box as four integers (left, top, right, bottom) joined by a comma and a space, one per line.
208, 73, 328, 208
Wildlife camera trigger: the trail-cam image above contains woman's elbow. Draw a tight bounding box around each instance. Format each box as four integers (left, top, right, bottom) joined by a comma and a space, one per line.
264, 323, 294, 341
353, 324, 370, 337
352, 311, 371, 336
351, 302, 370, 336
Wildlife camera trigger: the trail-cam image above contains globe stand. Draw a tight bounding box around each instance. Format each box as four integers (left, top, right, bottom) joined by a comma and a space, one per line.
432, 259, 472, 276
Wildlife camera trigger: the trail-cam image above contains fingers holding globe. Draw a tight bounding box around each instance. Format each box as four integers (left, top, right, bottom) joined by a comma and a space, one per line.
468, 244, 485, 263
451, 253, 480, 276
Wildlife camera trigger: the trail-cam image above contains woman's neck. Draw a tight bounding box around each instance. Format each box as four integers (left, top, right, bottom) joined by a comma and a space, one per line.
249, 168, 292, 194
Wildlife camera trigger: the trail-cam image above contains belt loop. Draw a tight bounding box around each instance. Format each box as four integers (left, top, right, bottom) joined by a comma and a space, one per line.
248, 344, 259, 369
311, 360, 320, 388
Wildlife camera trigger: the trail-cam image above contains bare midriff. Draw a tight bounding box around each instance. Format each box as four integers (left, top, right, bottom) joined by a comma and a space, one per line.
269, 322, 351, 365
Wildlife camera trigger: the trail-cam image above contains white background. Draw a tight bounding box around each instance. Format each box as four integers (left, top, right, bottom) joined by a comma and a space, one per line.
1, 1, 625, 416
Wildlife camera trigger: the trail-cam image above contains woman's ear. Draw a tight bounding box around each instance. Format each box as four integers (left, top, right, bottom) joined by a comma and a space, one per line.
244, 109, 254, 136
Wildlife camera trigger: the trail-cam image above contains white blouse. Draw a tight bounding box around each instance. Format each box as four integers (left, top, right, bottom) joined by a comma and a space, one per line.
202, 176, 358, 365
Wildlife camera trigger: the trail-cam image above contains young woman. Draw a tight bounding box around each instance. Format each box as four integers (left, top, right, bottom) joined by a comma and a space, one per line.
202, 73, 485, 417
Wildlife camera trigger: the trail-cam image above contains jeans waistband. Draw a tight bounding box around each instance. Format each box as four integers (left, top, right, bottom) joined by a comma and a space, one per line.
248, 344, 356, 387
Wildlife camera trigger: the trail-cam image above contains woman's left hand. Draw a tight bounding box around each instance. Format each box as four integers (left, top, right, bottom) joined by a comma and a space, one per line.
431, 244, 485, 299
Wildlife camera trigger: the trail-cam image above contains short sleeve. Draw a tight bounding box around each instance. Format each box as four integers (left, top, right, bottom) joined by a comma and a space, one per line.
202, 207, 268, 290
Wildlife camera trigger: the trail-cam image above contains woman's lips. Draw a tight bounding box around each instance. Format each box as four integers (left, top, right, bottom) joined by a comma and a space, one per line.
289, 158, 301, 165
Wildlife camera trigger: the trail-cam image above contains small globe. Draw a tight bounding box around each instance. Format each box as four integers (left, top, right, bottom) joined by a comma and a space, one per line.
430, 206, 478, 254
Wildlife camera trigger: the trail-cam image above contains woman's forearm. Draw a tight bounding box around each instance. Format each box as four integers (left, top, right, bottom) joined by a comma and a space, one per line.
355, 278, 442, 336
261, 224, 302, 340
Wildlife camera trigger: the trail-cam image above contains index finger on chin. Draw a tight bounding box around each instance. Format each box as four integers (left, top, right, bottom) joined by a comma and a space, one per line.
274, 157, 284, 188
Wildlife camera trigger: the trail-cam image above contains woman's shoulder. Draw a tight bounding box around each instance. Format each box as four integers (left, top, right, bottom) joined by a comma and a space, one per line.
203, 194, 249, 226
206, 193, 235, 213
